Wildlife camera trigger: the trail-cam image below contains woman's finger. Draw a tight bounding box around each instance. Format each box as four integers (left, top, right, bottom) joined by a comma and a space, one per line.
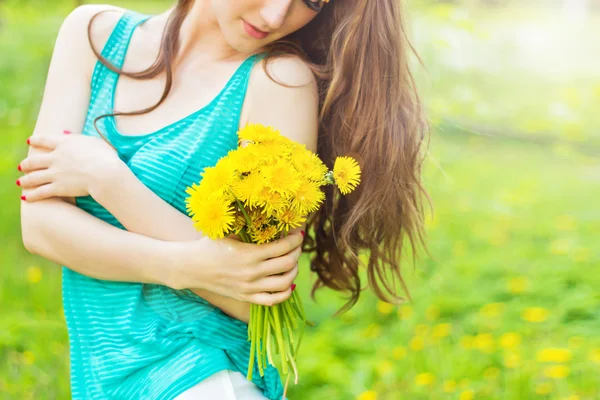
19, 154, 53, 173
27, 135, 64, 150
256, 245, 302, 278
249, 287, 293, 307
251, 263, 298, 293
21, 184, 57, 202
17, 170, 53, 189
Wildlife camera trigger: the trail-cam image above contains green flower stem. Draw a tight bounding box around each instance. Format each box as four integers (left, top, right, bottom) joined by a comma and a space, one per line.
266, 319, 274, 366
271, 305, 288, 375
247, 304, 256, 380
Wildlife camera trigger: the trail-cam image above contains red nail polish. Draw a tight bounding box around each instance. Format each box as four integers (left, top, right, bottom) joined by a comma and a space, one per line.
291, 284, 296, 291
63, 130, 71, 134
300, 230, 305, 237
26, 138, 30, 145
16, 179, 20, 186
17, 164, 21, 171
21, 195, 26, 201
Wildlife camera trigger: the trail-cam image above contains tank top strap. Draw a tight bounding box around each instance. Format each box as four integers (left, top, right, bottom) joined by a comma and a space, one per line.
98, 10, 151, 70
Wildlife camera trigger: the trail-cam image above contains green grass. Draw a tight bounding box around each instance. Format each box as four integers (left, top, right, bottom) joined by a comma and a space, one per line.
1, 1, 599, 399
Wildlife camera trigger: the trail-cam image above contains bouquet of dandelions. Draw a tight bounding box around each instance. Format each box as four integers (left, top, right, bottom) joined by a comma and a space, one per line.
185, 123, 361, 395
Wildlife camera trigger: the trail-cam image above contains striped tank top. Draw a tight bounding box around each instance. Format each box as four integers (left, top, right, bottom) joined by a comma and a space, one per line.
63, 10, 283, 400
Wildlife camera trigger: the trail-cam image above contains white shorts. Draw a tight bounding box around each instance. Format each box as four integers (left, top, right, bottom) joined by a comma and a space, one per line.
174, 370, 269, 400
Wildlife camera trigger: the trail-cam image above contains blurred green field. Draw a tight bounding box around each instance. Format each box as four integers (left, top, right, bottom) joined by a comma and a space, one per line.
1, 1, 598, 399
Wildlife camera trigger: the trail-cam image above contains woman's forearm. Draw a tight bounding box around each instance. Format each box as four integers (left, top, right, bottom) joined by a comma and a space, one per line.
20, 198, 176, 285
90, 163, 251, 323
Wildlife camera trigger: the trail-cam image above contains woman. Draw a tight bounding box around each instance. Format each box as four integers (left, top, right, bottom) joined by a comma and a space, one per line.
18, 0, 427, 399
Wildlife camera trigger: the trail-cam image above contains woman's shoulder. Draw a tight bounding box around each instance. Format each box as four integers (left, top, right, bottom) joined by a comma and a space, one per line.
55, 5, 126, 69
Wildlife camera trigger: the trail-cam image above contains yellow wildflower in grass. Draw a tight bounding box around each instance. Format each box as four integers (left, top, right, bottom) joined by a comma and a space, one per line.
410, 337, 425, 351
432, 323, 452, 339
544, 365, 570, 379
332, 156, 361, 194
426, 305, 440, 321
357, 390, 377, 400
376, 360, 394, 376
507, 277, 529, 294
459, 389, 475, 400
415, 372, 435, 386
535, 382, 553, 395
499, 332, 521, 349
522, 307, 549, 323
474, 333, 495, 353
536, 348, 572, 363
26, 266, 42, 284
443, 380, 456, 393
480, 302, 504, 318
392, 346, 406, 360
185, 194, 236, 239
483, 367, 500, 380
589, 348, 600, 364
503, 352, 521, 368
377, 301, 395, 315
399, 305, 413, 320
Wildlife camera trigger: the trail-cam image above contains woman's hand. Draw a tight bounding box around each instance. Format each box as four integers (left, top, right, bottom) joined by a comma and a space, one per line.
171, 229, 305, 307
17, 132, 124, 201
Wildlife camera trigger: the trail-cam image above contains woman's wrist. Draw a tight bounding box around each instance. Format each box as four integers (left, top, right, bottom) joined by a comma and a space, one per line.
87, 156, 129, 201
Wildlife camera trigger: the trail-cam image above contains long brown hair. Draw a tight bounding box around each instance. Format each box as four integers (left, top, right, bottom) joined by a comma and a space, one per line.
88, 0, 429, 316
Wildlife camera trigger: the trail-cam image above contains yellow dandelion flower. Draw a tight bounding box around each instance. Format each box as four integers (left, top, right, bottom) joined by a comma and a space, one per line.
392, 346, 406, 360
474, 333, 495, 353
187, 196, 236, 239
432, 323, 452, 338
377, 301, 395, 315
290, 150, 329, 184
522, 307, 549, 323
262, 160, 302, 197
536, 348, 572, 363
238, 123, 285, 144
480, 302, 504, 318
415, 372, 435, 386
503, 352, 521, 368
499, 332, 521, 349
410, 336, 424, 351
228, 146, 262, 174
507, 276, 530, 294
459, 389, 475, 400
535, 382, 553, 395
197, 165, 236, 200
588, 348, 600, 364
231, 172, 265, 207
250, 225, 279, 244
356, 390, 377, 400
256, 188, 287, 217
544, 365, 569, 379
443, 380, 456, 393
332, 156, 361, 194
274, 206, 306, 232
26, 266, 42, 284
248, 206, 270, 229
290, 180, 324, 215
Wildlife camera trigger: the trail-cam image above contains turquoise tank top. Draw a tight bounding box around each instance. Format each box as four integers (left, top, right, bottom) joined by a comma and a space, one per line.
63, 10, 283, 400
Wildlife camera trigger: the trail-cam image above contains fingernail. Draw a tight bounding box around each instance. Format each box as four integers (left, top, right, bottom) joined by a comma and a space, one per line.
26, 138, 30, 145
21, 195, 26, 201
291, 284, 296, 291
300, 230, 305, 237
63, 130, 71, 134
17, 164, 21, 171
16, 179, 20, 186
